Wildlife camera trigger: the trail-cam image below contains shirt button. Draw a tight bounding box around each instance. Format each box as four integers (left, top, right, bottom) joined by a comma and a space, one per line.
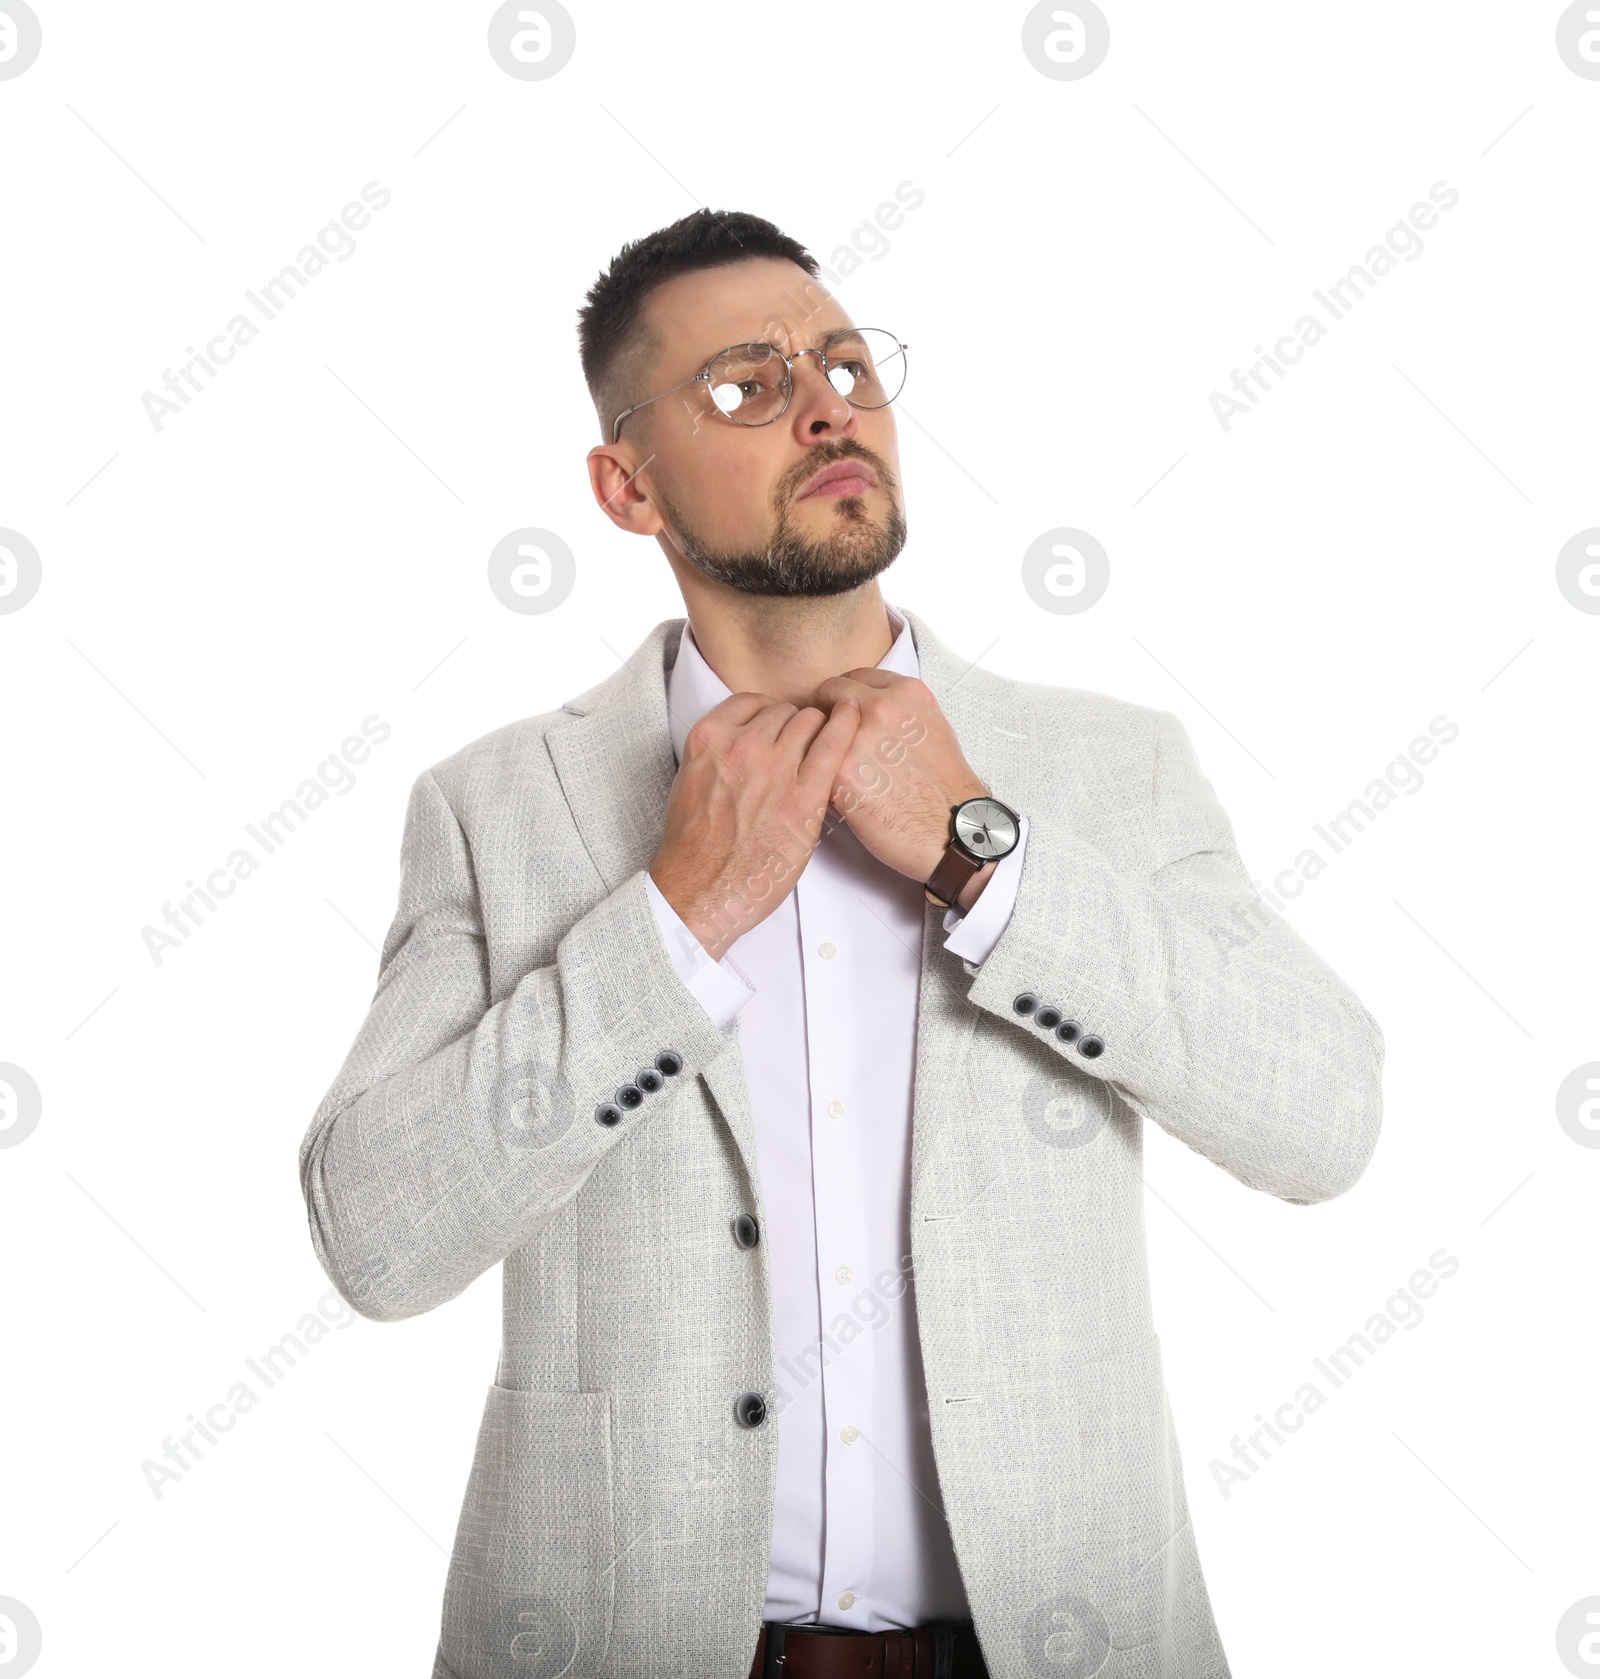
838, 1592, 856, 1611
818, 941, 837, 959
841, 1425, 859, 1444
835, 1265, 853, 1285
827, 1099, 845, 1118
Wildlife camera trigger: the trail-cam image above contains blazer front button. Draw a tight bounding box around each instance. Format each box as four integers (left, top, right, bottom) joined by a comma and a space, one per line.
1079, 1035, 1105, 1058
616, 1083, 644, 1109
1012, 992, 1040, 1016
735, 1392, 767, 1428
732, 1213, 759, 1249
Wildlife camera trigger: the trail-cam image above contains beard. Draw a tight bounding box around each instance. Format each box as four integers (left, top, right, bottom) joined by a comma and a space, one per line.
655, 440, 907, 598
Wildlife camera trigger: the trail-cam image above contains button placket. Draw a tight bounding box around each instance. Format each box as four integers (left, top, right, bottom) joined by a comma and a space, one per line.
796, 872, 876, 1618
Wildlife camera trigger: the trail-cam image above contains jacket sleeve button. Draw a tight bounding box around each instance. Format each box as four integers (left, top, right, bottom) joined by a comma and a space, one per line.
615, 1083, 644, 1109
1078, 1035, 1105, 1058
655, 1049, 684, 1076
637, 1067, 665, 1094
1012, 992, 1040, 1015
1035, 1004, 1062, 1029
1056, 1018, 1082, 1042
595, 1101, 624, 1127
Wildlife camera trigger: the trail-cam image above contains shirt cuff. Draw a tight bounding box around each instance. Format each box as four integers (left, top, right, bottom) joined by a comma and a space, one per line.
644, 871, 757, 1031
942, 814, 1030, 967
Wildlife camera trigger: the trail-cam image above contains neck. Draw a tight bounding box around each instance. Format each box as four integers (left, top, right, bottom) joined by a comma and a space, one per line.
678, 582, 897, 709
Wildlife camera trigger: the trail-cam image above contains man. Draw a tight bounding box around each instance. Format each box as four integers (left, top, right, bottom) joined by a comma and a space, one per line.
299, 209, 1384, 1679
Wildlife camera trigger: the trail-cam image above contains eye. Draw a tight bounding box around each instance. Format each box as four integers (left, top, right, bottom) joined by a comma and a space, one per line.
711, 376, 776, 411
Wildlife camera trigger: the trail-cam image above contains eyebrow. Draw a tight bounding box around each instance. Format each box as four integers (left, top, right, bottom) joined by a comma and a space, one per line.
714, 325, 865, 359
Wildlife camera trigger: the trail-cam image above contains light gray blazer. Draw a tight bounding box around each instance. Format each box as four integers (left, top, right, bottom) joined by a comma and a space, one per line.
299, 608, 1384, 1679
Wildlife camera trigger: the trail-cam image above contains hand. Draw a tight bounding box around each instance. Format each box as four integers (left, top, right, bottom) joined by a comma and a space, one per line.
650, 691, 862, 964
809, 669, 992, 906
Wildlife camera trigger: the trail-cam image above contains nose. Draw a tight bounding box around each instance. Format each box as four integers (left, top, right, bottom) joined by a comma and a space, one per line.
786, 348, 856, 440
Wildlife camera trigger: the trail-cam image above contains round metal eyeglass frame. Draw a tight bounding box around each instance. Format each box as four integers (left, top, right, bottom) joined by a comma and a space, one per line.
610, 328, 908, 443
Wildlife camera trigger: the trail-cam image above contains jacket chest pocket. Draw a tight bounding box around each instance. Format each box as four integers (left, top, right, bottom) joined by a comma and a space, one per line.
442, 1385, 617, 1678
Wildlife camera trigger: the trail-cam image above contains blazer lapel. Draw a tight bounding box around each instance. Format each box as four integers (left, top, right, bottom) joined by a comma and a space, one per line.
545, 619, 763, 1199
545, 618, 682, 896
899, 607, 1040, 1207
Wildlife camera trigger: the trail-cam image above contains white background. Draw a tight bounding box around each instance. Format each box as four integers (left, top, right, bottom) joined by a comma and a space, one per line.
2, 3, 1596, 1675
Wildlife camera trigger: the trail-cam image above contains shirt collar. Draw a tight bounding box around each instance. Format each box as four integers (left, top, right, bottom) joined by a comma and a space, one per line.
667, 600, 918, 766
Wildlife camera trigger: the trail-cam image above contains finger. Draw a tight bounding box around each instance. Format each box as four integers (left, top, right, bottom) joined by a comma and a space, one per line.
684, 692, 783, 753
775, 704, 830, 760
796, 697, 861, 799
812, 674, 875, 712
813, 670, 899, 709
749, 698, 803, 744
699, 691, 782, 731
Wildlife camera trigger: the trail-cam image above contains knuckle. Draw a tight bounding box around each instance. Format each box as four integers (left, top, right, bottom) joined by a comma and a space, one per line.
684, 720, 722, 758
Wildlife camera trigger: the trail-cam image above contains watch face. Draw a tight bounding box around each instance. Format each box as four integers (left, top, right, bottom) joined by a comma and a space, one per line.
954, 796, 1019, 860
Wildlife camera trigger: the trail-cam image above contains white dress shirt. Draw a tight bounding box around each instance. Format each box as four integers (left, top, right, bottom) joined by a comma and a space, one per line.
644, 601, 1030, 1631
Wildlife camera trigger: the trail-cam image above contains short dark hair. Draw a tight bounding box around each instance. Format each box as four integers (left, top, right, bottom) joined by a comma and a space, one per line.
578, 208, 820, 438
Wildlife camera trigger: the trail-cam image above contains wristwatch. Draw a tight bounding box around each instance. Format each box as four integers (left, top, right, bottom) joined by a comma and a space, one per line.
924, 794, 1021, 908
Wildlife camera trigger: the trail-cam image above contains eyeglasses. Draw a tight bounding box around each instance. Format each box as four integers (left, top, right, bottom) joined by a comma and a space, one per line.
611, 326, 908, 443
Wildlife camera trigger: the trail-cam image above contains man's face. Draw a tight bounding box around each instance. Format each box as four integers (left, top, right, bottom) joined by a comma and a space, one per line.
603, 257, 907, 597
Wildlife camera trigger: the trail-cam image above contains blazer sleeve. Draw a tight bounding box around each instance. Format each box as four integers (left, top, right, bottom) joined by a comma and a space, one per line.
297, 767, 738, 1322
963, 709, 1385, 1204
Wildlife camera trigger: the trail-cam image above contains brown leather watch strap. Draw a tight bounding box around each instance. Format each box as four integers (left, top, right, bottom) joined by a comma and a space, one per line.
924, 838, 984, 908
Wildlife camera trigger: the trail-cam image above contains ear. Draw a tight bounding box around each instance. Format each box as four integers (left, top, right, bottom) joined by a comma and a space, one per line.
587, 443, 663, 537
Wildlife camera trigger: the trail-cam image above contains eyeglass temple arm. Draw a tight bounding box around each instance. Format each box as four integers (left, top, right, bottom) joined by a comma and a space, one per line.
611, 370, 709, 443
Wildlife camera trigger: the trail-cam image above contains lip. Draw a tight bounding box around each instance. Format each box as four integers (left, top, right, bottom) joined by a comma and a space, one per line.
796, 458, 880, 501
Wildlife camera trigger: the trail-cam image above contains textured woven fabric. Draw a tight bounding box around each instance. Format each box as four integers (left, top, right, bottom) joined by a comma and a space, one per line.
299, 607, 1385, 1679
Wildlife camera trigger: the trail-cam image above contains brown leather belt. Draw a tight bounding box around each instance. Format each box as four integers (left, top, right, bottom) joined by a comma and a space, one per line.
748, 1619, 988, 1678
